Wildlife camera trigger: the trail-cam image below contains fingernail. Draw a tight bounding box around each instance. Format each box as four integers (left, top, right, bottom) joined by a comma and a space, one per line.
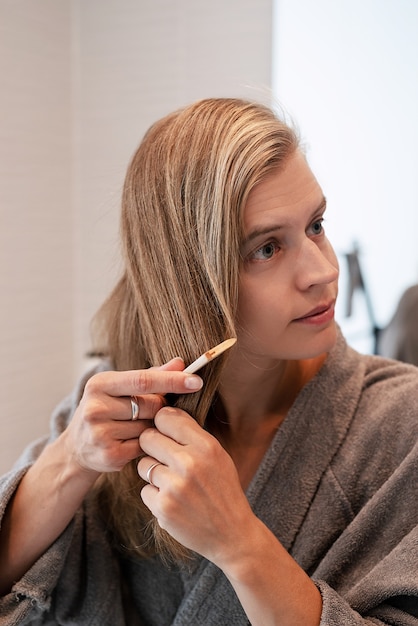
184, 376, 203, 390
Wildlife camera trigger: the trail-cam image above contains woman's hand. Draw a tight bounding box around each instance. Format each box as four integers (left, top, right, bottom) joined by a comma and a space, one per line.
137, 408, 322, 626
62, 358, 204, 477
0, 359, 203, 595
137, 407, 255, 567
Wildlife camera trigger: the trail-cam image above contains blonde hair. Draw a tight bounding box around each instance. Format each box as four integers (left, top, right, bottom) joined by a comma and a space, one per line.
92, 97, 298, 561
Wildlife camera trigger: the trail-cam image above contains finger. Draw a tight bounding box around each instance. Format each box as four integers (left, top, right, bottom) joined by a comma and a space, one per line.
153, 406, 203, 445
102, 436, 147, 469
85, 368, 203, 399
119, 394, 165, 421
125, 357, 185, 419
139, 411, 209, 468
154, 357, 185, 372
108, 418, 155, 441
137, 456, 167, 488
118, 437, 143, 461
139, 427, 181, 467
81, 393, 165, 423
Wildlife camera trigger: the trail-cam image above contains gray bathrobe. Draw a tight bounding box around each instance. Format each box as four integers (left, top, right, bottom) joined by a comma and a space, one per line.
1, 331, 417, 625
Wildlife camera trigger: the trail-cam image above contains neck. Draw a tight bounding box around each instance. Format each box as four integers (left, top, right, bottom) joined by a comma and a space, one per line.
207, 353, 327, 490
213, 353, 327, 437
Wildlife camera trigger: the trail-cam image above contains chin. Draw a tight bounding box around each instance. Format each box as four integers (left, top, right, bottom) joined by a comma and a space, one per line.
279, 321, 338, 360
300, 322, 338, 358
239, 322, 338, 362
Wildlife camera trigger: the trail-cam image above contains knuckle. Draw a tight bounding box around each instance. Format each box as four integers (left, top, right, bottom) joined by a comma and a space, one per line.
85, 422, 107, 449
96, 439, 127, 471
139, 394, 164, 418
157, 480, 184, 517
84, 372, 105, 395
133, 370, 191, 396
199, 433, 220, 458
132, 370, 154, 394
178, 453, 199, 480
158, 495, 177, 522
138, 426, 157, 447
152, 394, 165, 413
81, 396, 108, 424
154, 405, 177, 426
101, 447, 121, 468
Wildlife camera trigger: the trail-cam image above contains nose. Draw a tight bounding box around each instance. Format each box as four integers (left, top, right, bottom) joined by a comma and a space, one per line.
294, 238, 339, 291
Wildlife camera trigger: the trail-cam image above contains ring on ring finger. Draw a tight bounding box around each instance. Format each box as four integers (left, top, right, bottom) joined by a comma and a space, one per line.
146, 462, 162, 487
131, 396, 140, 420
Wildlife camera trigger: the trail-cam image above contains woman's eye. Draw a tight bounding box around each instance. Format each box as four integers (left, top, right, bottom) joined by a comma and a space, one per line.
252, 242, 279, 261
310, 219, 324, 236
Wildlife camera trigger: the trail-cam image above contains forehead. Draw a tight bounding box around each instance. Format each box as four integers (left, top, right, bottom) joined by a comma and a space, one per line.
242, 151, 322, 234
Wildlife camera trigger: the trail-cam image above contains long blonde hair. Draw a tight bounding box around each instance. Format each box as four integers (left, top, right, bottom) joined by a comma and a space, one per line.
92, 98, 298, 561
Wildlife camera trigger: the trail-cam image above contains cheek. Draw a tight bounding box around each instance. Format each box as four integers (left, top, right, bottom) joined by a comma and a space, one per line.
236, 292, 255, 328
236, 281, 258, 330
237, 279, 286, 331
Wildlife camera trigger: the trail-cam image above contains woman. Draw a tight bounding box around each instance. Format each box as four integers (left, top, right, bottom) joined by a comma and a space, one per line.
0, 98, 417, 625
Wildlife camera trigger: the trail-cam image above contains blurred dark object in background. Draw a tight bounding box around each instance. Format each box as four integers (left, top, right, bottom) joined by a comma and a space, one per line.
377, 284, 418, 366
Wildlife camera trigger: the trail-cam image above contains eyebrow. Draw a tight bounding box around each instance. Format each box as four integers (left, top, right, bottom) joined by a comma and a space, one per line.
241, 196, 327, 248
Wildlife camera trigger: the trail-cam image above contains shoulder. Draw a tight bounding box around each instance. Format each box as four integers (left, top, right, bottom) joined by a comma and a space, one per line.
329, 342, 418, 505
357, 351, 418, 435
341, 338, 418, 452
327, 329, 418, 432
317, 329, 418, 486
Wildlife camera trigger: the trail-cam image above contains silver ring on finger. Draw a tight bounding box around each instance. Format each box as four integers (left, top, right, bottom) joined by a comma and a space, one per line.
146, 462, 162, 487
131, 396, 140, 420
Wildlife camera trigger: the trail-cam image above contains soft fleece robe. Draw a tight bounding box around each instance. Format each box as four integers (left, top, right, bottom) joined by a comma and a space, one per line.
0, 331, 417, 625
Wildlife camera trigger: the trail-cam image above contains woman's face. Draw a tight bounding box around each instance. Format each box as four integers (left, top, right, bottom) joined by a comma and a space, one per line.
237, 150, 339, 363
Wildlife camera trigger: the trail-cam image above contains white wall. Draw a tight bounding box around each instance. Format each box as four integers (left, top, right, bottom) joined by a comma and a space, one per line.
273, 0, 418, 352
0, 1, 74, 473
0, 0, 273, 474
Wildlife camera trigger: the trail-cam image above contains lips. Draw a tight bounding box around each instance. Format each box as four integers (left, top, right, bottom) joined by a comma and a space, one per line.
294, 301, 335, 323
298, 303, 331, 319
